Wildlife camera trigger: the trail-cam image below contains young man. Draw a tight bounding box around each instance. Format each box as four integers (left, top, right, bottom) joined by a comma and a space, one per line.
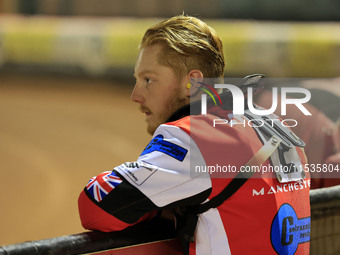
78, 15, 310, 255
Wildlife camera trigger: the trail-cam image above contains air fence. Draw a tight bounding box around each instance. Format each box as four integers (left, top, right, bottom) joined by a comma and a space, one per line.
0, 185, 339, 255
0, 16, 339, 78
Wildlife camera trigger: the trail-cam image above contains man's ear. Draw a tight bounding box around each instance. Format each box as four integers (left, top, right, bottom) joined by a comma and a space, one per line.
186, 70, 204, 97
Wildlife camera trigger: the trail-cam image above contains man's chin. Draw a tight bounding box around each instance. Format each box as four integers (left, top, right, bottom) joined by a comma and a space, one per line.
146, 125, 155, 136
146, 114, 174, 136
146, 122, 158, 136
146, 120, 164, 136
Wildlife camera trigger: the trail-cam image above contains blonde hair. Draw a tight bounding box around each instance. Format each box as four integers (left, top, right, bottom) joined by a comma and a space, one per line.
140, 15, 225, 78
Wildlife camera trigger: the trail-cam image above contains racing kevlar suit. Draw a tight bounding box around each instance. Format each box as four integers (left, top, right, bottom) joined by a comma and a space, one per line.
78, 103, 310, 255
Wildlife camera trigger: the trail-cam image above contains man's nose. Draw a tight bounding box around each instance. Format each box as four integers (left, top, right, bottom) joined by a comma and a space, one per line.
131, 83, 144, 104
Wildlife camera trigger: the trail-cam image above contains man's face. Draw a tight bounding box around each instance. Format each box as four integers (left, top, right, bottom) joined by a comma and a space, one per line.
132, 44, 189, 135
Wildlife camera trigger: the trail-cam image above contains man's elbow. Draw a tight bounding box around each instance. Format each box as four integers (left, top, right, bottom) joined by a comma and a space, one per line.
78, 190, 131, 232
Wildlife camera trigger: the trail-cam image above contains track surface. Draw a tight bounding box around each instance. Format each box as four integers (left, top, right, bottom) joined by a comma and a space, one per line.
0, 73, 149, 245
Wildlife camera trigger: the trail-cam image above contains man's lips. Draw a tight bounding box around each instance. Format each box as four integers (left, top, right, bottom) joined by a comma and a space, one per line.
140, 106, 152, 116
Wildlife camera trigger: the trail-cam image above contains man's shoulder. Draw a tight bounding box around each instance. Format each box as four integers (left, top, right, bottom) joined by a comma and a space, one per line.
162, 114, 217, 133
162, 113, 236, 136
163, 115, 191, 135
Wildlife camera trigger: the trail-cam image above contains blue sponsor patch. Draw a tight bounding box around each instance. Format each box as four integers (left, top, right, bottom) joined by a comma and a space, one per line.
141, 135, 188, 161
271, 203, 310, 255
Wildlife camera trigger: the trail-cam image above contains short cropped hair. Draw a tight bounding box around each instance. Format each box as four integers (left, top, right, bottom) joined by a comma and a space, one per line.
140, 15, 225, 78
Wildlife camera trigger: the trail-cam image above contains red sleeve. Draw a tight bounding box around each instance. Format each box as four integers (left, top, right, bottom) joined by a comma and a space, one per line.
78, 190, 157, 232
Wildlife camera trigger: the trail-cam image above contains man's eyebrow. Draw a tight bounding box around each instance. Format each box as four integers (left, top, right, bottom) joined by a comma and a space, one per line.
134, 70, 158, 77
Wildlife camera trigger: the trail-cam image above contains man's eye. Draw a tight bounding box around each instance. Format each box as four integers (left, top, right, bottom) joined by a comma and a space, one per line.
145, 78, 152, 84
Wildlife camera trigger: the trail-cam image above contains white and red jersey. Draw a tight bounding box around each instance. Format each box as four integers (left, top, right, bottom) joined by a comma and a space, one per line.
78, 106, 310, 255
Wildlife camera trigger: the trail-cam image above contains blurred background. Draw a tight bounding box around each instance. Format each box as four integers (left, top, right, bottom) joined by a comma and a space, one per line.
0, 0, 339, 246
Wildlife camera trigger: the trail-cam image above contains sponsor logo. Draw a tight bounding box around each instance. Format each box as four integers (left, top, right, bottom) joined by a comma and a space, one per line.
115, 161, 158, 186
141, 135, 188, 161
271, 204, 310, 254
252, 180, 311, 196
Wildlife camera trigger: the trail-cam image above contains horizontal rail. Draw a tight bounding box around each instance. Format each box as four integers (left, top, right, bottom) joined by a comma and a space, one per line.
1, 185, 340, 255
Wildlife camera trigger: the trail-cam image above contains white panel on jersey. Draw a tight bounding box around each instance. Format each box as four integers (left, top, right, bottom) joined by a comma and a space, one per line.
114, 124, 211, 207
196, 208, 231, 255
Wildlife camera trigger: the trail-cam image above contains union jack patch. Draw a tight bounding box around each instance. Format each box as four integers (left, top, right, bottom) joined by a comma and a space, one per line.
86, 171, 122, 202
